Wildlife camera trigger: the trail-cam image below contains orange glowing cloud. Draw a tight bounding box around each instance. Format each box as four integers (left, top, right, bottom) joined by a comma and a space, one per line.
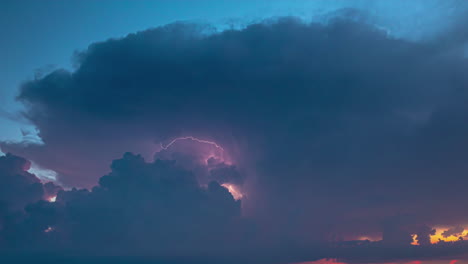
430, 227, 467, 244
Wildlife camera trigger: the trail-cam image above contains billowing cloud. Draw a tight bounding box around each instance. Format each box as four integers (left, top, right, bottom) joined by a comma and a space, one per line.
3, 11, 468, 262
0, 153, 249, 259
0, 153, 60, 211
443, 226, 465, 238
1, 153, 468, 263
0, 153, 61, 250
415, 225, 436, 246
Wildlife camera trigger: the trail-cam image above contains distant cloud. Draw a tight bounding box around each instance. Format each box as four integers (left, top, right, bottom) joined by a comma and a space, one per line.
443, 227, 465, 238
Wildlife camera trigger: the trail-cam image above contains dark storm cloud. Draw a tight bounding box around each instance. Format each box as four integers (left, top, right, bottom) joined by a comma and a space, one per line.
0, 152, 269, 263
443, 226, 465, 238
2, 17, 435, 187
4, 152, 464, 264
416, 225, 436, 246
0, 153, 60, 212
0, 153, 61, 250
210, 165, 245, 185
3, 13, 468, 262
152, 137, 244, 187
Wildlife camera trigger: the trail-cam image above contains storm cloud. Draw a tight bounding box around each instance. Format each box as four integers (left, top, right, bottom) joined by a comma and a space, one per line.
0, 153, 60, 212
3, 12, 468, 262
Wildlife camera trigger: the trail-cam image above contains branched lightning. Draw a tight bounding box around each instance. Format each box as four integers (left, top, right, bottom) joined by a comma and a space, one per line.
156, 136, 242, 199
159, 136, 225, 152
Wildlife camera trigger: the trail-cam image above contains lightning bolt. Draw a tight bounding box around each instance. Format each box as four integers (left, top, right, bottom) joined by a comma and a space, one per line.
159, 136, 225, 152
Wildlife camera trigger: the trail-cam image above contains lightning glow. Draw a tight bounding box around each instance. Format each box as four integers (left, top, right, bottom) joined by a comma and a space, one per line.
221, 183, 243, 200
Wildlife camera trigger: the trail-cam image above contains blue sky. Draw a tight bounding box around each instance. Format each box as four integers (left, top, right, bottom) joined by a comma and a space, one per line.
0, 0, 465, 143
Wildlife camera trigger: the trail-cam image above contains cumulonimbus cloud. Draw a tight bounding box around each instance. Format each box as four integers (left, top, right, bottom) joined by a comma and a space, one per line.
3, 12, 468, 262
